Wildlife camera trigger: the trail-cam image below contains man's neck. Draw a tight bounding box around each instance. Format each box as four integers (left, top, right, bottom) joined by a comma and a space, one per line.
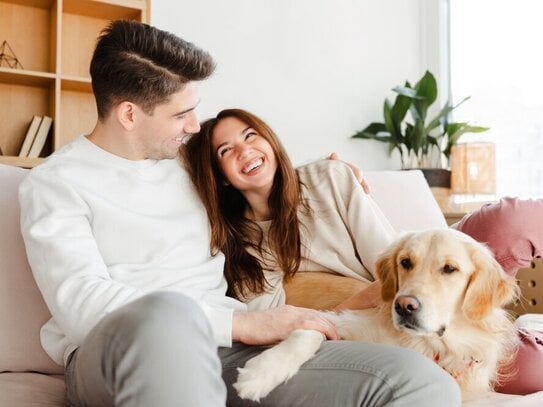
87, 122, 142, 161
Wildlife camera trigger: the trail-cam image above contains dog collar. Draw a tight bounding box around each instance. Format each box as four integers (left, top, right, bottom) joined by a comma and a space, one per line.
433, 353, 481, 379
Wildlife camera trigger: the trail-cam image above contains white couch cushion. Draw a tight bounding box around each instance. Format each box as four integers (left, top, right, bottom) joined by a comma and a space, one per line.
0, 164, 62, 374
365, 170, 448, 232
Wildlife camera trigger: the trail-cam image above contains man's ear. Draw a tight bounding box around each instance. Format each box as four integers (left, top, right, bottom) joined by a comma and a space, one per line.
115, 101, 137, 131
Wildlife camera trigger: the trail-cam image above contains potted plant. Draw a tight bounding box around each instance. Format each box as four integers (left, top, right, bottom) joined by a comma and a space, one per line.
351, 70, 488, 187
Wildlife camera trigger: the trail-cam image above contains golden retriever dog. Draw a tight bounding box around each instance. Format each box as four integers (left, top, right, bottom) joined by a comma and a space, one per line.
233, 229, 520, 402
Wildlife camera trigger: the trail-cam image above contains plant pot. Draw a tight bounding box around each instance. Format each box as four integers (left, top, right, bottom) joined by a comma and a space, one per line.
402, 168, 451, 188
419, 168, 451, 188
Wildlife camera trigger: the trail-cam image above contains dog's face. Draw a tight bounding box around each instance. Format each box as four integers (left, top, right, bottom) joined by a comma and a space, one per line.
376, 229, 518, 337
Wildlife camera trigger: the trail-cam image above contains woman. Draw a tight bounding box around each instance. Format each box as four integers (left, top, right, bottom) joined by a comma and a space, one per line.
182, 108, 396, 312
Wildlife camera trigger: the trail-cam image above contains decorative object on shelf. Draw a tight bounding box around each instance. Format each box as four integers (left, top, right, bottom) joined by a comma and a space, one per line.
450, 142, 496, 196
351, 70, 488, 171
18, 115, 42, 157
0, 145, 3, 155
0, 40, 23, 69
27, 116, 53, 158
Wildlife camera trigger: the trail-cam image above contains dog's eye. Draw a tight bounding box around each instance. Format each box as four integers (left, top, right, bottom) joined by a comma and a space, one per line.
400, 258, 412, 270
442, 264, 458, 274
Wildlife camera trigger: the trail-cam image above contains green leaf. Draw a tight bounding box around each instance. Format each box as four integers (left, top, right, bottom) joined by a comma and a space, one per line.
415, 71, 438, 105
412, 119, 426, 154
442, 122, 490, 159
452, 95, 471, 109
427, 135, 439, 145
404, 122, 414, 150
351, 131, 391, 142
425, 102, 454, 134
390, 93, 411, 125
366, 134, 393, 143
410, 71, 437, 122
351, 122, 387, 138
383, 99, 395, 137
392, 86, 424, 100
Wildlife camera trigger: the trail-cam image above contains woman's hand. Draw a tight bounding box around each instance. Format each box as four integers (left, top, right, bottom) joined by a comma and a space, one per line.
232, 305, 338, 345
334, 280, 382, 311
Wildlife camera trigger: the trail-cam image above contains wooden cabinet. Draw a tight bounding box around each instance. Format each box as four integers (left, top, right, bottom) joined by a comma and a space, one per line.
0, 0, 150, 168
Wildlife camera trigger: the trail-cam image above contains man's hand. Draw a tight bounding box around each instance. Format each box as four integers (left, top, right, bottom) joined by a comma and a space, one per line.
327, 152, 371, 194
232, 305, 338, 345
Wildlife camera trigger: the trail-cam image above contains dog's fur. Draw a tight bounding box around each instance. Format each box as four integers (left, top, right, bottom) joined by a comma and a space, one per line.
234, 229, 520, 402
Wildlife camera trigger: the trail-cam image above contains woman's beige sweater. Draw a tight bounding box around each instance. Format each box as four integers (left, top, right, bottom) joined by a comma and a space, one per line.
245, 159, 396, 310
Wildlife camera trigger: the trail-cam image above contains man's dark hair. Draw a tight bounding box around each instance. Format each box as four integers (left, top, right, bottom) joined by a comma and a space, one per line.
90, 20, 215, 119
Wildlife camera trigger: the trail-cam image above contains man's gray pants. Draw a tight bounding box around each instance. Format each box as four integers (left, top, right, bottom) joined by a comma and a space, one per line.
65, 292, 461, 406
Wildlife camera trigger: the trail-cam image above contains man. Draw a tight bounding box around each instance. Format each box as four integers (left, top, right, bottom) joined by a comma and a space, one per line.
19, 20, 460, 406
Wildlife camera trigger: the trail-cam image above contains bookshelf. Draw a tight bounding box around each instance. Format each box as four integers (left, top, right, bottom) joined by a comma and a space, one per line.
0, 0, 150, 168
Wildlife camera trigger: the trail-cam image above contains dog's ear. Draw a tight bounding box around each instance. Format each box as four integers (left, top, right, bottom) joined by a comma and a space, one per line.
376, 236, 407, 302
462, 243, 520, 321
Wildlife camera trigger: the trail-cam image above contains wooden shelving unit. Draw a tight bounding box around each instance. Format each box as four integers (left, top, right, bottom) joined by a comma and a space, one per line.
0, 0, 150, 168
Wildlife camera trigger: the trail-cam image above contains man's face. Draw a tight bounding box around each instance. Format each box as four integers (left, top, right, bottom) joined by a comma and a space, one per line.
135, 82, 200, 160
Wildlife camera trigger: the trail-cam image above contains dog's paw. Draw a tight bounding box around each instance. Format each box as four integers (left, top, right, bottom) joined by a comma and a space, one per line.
233, 349, 290, 401
233, 364, 276, 402
233, 330, 324, 401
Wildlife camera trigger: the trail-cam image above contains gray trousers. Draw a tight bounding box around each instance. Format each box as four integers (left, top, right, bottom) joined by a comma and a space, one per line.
66, 292, 461, 406
65, 292, 226, 406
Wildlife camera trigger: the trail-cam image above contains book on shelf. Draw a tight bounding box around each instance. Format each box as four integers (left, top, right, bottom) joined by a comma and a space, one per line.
18, 115, 42, 157
27, 116, 53, 159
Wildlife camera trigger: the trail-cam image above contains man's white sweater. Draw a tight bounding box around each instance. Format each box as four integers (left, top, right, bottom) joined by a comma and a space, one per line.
19, 135, 245, 365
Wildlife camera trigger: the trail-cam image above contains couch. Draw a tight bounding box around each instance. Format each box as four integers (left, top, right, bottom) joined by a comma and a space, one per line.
0, 164, 65, 406
1, 163, 542, 406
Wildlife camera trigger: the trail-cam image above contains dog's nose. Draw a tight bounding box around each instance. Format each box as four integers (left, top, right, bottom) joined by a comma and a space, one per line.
394, 295, 421, 318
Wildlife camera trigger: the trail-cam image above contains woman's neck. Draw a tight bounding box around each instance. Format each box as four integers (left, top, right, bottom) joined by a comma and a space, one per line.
243, 190, 271, 221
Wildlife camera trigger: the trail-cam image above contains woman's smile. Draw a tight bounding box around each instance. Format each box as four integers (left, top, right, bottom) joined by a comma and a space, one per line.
241, 157, 265, 174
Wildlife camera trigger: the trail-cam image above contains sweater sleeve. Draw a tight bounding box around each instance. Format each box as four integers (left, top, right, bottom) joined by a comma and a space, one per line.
333, 163, 397, 279
19, 171, 146, 346
200, 304, 235, 347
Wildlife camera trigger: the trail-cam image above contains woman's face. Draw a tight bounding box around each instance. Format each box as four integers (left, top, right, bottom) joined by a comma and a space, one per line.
211, 116, 278, 197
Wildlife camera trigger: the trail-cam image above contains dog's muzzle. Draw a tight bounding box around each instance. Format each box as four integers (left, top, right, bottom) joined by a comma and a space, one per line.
394, 295, 422, 330
394, 295, 446, 336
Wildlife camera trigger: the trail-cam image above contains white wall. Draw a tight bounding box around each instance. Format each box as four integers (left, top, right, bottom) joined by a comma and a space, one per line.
151, 0, 434, 169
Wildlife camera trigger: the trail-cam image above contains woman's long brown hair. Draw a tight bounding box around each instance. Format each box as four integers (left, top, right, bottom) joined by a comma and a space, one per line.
182, 109, 306, 300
